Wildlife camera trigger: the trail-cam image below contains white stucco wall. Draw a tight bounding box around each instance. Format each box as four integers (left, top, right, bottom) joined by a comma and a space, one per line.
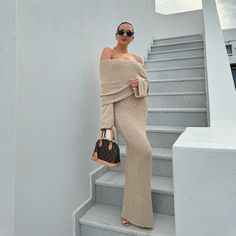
202, 0, 236, 126
0, 1, 16, 236
153, 10, 203, 40
173, 1, 236, 236
1, 0, 205, 235
173, 126, 236, 236
15, 1, 159, 235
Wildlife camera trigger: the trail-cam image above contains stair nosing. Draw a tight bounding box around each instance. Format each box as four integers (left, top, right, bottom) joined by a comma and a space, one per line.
79, 203, 175, 236
146, 65, 204, 72
119, 145, 172, 160
95, 170, 174, 195
150, 77, 205, 82
153, 33, 202, 41
145, 55, 204, 63
146, 125, 186, 133
148, 46, 204, 54
151, 39, 203, 48
148, 91, 206, 96
147, 107, 207, 113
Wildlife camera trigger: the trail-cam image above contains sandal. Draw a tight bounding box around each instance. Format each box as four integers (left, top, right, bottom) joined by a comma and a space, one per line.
121, 217, 131, 226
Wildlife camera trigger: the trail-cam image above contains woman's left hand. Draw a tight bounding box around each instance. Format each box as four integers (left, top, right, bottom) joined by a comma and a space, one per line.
129, 76, 139, 88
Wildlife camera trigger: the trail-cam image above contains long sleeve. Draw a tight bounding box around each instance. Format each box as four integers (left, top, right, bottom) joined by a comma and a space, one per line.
99, 104, 114, 130
132, 71, 150, 98
99, 59, 149, 130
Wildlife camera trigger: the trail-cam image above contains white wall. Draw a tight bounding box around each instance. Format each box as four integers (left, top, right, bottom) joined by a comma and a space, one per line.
202, 0, 236, 126
173, 126, 236, 236
173, 1, 236, 236
0, 0, 205, 235
0, 1, 16, 236
16, 1, 89, 235
15, 1, 161, 235
152, 10, 203, 40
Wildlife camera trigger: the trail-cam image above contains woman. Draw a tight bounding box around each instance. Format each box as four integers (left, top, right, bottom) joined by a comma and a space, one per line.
99, 22, 153, 229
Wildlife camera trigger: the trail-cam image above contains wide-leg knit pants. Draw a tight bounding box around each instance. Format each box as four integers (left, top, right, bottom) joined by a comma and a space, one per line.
113, 93, 153, 228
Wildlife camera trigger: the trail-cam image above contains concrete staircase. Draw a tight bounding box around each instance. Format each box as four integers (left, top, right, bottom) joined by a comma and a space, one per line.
78, 33, 208, 236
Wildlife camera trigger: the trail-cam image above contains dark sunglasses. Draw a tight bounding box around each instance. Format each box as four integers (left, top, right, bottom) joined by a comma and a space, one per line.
117, 29, 134, 37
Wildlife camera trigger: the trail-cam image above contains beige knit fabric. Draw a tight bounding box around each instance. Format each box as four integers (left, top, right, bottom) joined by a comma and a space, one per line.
114, 93, 153, 228
99, 59, 153, 228
99, 59, 150, 130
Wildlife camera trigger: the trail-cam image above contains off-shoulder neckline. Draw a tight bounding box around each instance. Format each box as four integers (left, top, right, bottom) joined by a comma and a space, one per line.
100, 58, 143, 66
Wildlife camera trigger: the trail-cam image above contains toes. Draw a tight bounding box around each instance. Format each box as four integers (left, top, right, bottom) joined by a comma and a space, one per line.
121, 217, 130, 225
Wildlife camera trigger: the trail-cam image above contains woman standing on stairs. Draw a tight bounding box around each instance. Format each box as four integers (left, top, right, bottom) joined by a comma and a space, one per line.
99, 22, 153, 229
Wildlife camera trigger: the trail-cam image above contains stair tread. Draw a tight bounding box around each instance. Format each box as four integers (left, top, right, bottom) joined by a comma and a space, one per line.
145, 55, 204, 63
148, 107, 207, 112
96, 170, 173, 194
151, 39, 203, 47
148, 46, 204, 54
153, 33, 202, 41
80, 203, 175, 236
119, 145, 172, 160
146, 125, 186, 133
150, 77, 205, 82
152, 147, 172, 159
149, 91, 206, 95
146, 64, 204, 72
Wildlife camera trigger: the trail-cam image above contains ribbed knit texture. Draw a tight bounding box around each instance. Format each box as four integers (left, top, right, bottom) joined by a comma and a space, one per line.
99, 59, 150, 130
99, 59, 153, 228
114, 94, 153, 228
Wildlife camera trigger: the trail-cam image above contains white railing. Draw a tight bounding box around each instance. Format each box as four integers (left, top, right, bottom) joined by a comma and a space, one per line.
202, 0, 236, 127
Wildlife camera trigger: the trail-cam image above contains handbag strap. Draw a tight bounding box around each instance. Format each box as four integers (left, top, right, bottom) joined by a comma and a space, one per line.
100, 128, 115, 141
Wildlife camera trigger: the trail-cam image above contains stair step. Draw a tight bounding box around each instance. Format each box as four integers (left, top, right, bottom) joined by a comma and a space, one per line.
147, 91, 206, 108
147, 125, 186, 133
149, 91, 205, 95
149, 77, 205, 93
145, 55, 204, 63
95, 171, 174, 215
147, 107, 207, 127
146, 65, 204, 72
80, 203, 175, 236
153, 33, 202, 44
146, 65, 205, 80
96, 171, 173, 195
152, 39, 203, 47
117, 145, 172, 160
148, 47, 204, 60
117, 125, 186, 148
149, 46, 204, 53
152, 147, 173, 159
148, 107, 207, 112
151, 40, 203, 52
109, 146, 173, 177
150, 77, 205, 82
144, 55, 204, 69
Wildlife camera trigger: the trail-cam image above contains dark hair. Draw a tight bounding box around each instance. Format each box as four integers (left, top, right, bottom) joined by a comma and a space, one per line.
116, 22, 134, 32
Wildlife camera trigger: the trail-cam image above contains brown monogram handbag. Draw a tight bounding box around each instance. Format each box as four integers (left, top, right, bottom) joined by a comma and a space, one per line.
91, 128, 121, 168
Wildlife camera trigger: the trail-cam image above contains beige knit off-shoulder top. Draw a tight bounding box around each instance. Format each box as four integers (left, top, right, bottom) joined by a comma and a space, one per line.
99, 59, 150, 130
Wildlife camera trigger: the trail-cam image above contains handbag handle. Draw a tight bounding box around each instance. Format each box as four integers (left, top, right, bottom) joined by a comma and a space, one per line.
100, 128, 116, 141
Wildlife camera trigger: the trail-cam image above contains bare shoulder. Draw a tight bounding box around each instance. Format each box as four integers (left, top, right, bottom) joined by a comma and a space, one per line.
100, 47, 113, 60
132, 54, 144, 65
